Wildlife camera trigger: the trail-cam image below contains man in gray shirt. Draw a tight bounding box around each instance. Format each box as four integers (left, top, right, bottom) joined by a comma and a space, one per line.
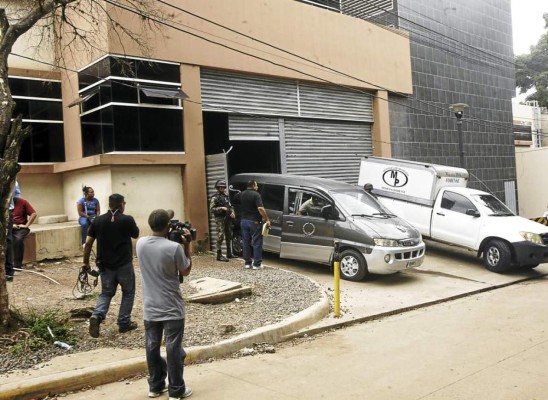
136, 209, 193, 399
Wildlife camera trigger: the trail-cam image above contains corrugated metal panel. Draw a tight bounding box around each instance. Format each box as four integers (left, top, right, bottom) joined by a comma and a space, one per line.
228, 115, 280, 141
342, 0, 394, 18
297, 0, 341, 12
504, 180, 517, 214
299, 82, 374, 122
206, 153, 229, 251
201, 70, 298, 116
284, 119, 373, 183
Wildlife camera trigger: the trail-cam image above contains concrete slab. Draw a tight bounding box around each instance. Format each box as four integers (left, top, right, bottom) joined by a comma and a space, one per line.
37, 215, 68, 224
187, 276, 242, 298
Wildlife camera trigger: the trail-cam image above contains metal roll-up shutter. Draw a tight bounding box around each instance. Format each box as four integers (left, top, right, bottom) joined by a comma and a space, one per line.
299, 82, 374, 122
201, 70, 298, 116
206, 153, 229, 251
229, 115, 280, 141
284, 119, 373, 183
342, 0, 394, 18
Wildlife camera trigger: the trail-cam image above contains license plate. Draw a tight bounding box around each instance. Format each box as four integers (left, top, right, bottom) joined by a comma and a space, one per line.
407, 260, 419, 268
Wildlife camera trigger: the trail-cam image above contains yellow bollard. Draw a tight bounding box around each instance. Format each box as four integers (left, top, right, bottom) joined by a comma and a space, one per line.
333, 241, 341, 317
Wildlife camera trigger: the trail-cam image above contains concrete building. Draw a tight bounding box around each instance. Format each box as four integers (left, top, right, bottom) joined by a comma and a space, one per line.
513, 101, 548, 218
11, 0, 412, 253
512, 101, 548, 148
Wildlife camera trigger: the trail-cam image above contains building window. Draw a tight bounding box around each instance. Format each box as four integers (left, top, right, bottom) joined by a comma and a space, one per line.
513, 123, 532, 144
297, 0, 341, 12
77, 55, 184, 156
9, 76, 65, 162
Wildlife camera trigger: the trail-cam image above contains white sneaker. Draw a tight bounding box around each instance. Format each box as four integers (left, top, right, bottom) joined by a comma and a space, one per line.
244, 264, 252, 269
252, 265, 263, 270
169, 387, 193, 399
149, 388, 168, 398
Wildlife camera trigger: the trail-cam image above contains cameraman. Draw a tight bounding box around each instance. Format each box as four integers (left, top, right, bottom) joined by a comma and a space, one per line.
209, 180, 236, 262
136, 209, 193, 399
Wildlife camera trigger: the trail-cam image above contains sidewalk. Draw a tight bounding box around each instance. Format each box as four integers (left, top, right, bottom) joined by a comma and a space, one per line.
1, 247, 548, 400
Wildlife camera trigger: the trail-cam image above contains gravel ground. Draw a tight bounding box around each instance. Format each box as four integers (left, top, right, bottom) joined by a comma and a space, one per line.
0, 254, 322, 375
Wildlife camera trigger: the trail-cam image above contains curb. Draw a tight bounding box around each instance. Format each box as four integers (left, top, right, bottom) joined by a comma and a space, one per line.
0, 288, 329, 400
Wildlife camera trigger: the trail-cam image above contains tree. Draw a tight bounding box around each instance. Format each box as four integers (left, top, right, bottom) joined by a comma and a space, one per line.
0, 0, 166, 331
515, 13, 548, 107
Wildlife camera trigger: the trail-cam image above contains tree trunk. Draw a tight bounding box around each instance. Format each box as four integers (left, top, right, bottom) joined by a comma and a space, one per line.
0, 57, 30, 328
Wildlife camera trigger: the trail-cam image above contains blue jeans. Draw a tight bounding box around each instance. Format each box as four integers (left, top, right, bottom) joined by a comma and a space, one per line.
145, 319, 187, 398
241, 219, 263, 267
78, 217, 90, 245
92, 261, 135, 327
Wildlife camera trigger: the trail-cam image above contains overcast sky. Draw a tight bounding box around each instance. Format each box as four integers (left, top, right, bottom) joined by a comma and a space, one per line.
512, 0, 547, 55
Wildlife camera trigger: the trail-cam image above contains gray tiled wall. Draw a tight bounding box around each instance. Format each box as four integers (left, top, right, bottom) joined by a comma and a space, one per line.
346, 0, 516, 202
393, 0, 516, 201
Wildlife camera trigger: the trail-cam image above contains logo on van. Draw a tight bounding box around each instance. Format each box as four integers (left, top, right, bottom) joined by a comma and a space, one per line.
382, 168, 408, 188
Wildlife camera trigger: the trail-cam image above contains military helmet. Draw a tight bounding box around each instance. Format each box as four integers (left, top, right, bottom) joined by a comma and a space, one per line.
215, 179, 227, 188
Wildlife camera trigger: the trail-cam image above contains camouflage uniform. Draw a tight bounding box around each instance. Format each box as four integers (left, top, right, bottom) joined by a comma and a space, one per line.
210, 185, 234, 261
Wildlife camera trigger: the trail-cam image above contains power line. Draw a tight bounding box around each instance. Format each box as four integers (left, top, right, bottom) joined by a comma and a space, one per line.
12, 0, 525, 149
122, 0, 514, 134
4, 53, 462, 152
10, 51, 514, 196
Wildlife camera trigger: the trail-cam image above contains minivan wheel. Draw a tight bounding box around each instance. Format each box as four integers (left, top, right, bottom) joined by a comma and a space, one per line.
483, 239, 512, 273
232, 231, 243, 257
339, 249, 368, 281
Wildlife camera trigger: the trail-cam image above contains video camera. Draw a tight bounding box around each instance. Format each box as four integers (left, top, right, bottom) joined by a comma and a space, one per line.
168, 220, 197, 244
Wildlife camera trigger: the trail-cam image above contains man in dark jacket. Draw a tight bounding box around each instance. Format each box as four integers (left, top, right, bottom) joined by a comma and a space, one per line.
83, 193, 140, 338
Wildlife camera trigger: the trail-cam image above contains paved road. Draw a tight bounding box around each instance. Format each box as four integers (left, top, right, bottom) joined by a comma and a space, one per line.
264, 239, 548, 332
62, 275, 548, 400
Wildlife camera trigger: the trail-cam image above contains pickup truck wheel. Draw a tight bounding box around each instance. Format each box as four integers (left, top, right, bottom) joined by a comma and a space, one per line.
483, 240, 512, 272
231, 231, 243, 257
339, 249, 368, 281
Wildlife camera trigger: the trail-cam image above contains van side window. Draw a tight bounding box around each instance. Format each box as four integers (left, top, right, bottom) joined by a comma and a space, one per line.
297, 191, 327, 218
261, 184, 284, 211
288, 188, 298, 215
441, 191, 477, 214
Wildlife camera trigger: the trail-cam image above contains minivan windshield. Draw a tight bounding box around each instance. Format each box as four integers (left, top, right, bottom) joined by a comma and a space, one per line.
472, 194, 515, 216
332, 189, 396, 218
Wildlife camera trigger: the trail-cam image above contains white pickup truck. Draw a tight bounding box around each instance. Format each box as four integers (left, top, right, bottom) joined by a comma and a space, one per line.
358, 156, 548, 272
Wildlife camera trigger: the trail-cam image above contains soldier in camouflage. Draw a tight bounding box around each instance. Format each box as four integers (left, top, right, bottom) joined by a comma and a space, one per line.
209, 180, 236, 262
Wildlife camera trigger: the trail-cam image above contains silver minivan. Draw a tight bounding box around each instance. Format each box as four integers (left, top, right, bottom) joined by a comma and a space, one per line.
229, 173, 425, 281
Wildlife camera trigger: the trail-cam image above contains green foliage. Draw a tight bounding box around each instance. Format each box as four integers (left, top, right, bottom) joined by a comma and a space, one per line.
7, 307, 75, 354
515, 14, 548, 107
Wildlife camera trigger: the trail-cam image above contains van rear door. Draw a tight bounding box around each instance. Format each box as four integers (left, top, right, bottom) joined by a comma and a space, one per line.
280, 188, 335, 263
